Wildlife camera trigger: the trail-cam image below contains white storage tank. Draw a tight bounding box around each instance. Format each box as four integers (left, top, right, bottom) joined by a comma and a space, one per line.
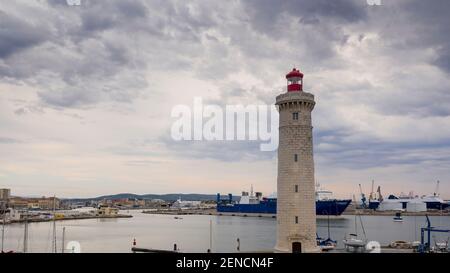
406, 200, 427, 212
378, 200, 403, 211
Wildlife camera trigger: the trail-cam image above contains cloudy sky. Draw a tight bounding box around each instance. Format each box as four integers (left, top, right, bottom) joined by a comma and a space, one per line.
1, 0, 449, 199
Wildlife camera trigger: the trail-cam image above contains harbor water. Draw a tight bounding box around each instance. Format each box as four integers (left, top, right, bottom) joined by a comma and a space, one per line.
1, 210, 449, 253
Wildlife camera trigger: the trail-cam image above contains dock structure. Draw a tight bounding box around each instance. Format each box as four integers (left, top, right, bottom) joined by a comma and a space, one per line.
132, 242, 179, 253
2, 213, 132, 225
131, 247, 178, 253
142, 207, 450, 217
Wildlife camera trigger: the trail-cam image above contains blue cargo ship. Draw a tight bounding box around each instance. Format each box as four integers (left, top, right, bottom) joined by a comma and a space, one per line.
217, 187, 352, 216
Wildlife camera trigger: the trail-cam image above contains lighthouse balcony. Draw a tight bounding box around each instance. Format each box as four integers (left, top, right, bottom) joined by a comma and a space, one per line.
275, 92, 315, 110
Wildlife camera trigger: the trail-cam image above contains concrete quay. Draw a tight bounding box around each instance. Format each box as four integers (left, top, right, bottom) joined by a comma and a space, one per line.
2, 214, 132, 225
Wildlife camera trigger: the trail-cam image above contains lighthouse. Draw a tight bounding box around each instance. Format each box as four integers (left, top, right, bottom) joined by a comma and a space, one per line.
275, 68, 318, 253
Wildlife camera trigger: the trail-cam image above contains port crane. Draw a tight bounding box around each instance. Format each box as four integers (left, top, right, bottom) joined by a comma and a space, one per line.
369, 180, 374, 201
420, 215, 450, 253
358, 184, 367, 209
433, 180, 440, 197
377, 186, 383, 202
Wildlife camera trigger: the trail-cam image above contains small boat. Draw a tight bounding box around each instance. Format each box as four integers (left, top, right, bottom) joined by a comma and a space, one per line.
434, 237, 449, 253
174, 216, 183, 220
317, 212, 337, 251
389, 240, 412, 249
317, 237, 337, 251
343, 234, 366, 248
343, 214, 367, 251
393, 212, 403, 222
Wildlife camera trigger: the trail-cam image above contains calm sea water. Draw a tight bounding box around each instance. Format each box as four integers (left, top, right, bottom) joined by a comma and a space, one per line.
2, 210, 449, 253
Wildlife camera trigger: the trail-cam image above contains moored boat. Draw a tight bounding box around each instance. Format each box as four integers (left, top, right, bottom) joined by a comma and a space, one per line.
343, 214, 367, 252
393, 212, 403, 222
343, 234, 366, 248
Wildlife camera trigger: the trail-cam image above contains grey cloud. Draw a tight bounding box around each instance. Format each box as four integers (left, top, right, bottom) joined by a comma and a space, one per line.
220, 0, 369, 75
0, 11, 50, 58
0, 137, 22, 144
0, 1, 156, 108
3, 0, 450, 177
37, 69, 148, 108
433, 46, 450, 74
38, 85, 100, 108
0, 0, 224, 108
14, 108, 26, 115
161, 137, 277, 162
12, 104, 45, 116
369, 0, 450, 74
315, 129, 450, 169
372, 87, 450, 117
79, 0, 149, 33
242, 0, 367, 35
125, 160, 163, 166
299, 16, 320, 25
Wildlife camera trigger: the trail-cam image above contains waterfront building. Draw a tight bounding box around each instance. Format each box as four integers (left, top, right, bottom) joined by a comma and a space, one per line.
275, 68, 318, 253
0, 188, 11, 201
406, 200, 427, 212
9, 196, 61, 210
37, 197, 60, 210
9, 197, 28, 209
96, 206, 119, 216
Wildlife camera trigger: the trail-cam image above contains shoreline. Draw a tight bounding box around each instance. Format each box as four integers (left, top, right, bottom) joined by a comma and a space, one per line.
1, 214, 132, 225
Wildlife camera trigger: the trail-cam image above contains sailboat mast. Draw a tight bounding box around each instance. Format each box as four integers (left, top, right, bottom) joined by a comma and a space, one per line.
62, 227, 65, 254
1, 202, 5, 252
23, 209, 28, 253
327, 212, 331, 239
359, 215, 367, 241
209, 220, 212, 252
52, 196, 57, 253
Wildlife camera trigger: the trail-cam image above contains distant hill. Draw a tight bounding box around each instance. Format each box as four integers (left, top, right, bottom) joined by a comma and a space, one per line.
66, 193, 239, 202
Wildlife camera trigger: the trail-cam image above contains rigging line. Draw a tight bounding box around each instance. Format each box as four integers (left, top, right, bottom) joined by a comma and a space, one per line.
23, 211, 28, 253
28, 222, 33, 253
17, 230, 22, 252
1, 203, 6, 252
45, 218, 52, 253
359, 214, 367, 240
52, 196, 57, 253
414, 215, 417, 241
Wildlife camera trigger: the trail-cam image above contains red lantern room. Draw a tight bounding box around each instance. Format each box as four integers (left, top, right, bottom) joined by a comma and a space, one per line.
286, 68, 303, 92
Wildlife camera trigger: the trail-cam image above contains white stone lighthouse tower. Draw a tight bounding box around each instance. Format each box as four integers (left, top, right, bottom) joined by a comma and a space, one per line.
275, 68, 318, 253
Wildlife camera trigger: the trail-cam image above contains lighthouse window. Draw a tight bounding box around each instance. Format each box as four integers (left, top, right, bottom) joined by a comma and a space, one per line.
295, 185, 298, 192
293, 112, 299, 120
294, 154, 298, 162
295, 216, 299, 224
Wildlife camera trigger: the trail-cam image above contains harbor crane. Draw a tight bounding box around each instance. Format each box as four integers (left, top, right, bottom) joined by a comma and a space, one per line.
358, 184, 367, 209
420, 215, 450, 253
369, 180, 375, 201
433, 180, 440, 197
377, 186, 383, 202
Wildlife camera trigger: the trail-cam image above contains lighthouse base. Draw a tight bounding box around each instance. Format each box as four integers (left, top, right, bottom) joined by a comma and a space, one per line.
274, 236, 320, 253
274, 245, 320, 253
